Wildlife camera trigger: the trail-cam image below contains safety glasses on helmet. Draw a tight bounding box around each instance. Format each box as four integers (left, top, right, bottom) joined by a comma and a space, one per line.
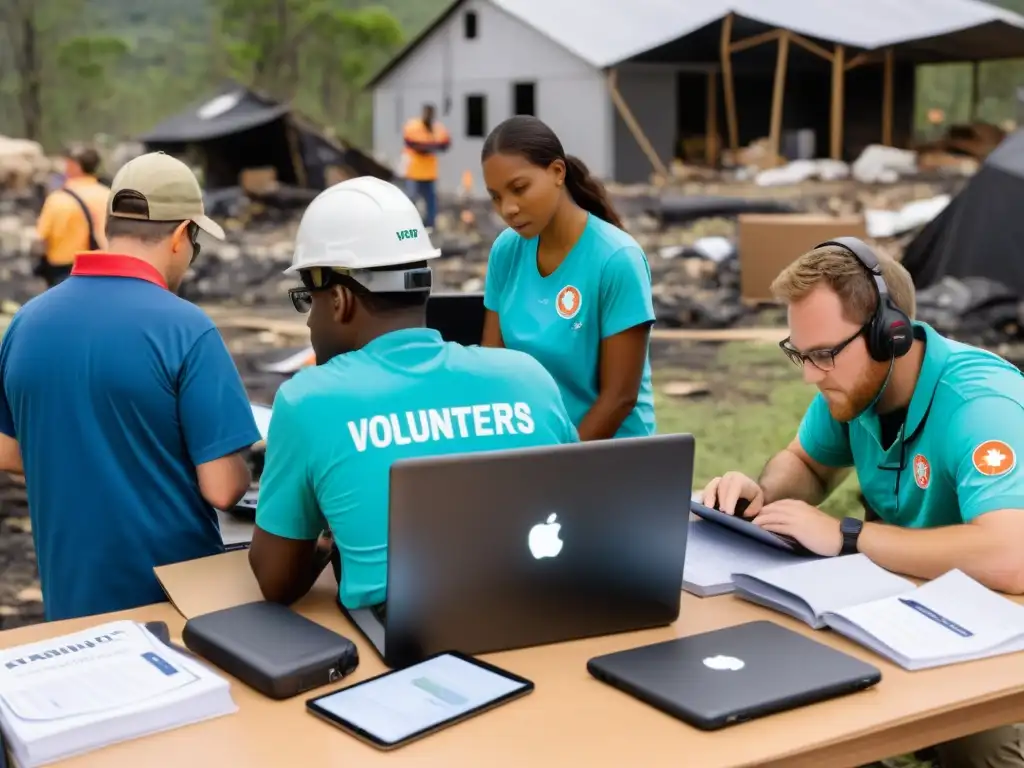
288, 268, 338, 313
287, 265, 433, 313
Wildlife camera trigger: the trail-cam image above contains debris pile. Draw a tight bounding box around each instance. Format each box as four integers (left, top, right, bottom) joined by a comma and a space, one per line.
915, 277, 1024, 345
706, 122, 1003, 188
0, 476, 41, 630
0, 136, 60, 195
0, 174, 977, 331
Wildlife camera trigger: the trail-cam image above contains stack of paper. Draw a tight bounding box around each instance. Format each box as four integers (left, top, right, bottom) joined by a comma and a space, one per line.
0, 620, 236, 766
683, 518, 820, 597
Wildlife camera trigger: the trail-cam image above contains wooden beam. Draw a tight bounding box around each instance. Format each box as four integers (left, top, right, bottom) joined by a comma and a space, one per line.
882, 47, 894, 146
706, 70, 719, 166
844, 51, 876, 71
831, 45, 846, 159
285, 117, 308, 188
720, 14, 739, 151
729, 29, 781, 55
606, 68, 669, 179
970, 61, 981, 120
789, 33, 833, 62
769, 31, 791, 160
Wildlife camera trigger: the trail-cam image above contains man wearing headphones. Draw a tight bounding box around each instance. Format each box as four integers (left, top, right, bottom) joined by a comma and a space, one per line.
702, 238, 1024, 766
248, 177, 577, 611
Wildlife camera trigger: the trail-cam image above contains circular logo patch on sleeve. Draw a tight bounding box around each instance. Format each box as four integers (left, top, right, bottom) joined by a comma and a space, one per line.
972, 440, 1017, 476
555, 285, 582, 320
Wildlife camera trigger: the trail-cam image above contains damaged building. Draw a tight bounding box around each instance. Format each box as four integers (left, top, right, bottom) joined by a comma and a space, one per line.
366, 0, 1024, 193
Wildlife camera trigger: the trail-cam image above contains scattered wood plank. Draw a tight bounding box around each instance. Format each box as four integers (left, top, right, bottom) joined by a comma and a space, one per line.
205, 313, 311, 337
661, 380, 711, 398
652, 327, 787, 343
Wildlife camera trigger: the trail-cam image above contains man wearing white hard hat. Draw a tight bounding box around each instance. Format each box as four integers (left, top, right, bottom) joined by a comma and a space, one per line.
249, 177, 578, 608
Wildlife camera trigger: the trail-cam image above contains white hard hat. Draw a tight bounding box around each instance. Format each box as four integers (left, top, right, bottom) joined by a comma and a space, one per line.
285, 176, 441, 292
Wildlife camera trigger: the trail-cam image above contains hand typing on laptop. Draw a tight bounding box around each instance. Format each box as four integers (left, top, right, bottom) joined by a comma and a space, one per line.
701, 471, 763, 518
702, 472, 841, 557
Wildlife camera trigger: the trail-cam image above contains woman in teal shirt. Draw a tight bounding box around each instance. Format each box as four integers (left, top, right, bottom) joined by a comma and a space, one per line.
480, 115, 656, 440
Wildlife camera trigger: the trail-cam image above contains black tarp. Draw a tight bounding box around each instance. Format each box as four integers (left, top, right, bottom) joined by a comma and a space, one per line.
902, 130, 1024, 297
138, 83, 391, 190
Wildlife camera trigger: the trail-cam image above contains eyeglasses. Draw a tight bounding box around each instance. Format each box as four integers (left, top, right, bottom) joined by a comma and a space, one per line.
289, 287, 313, 313
779, 325, 866, 372
287, 268, 354, 313
186, 222, 201, 263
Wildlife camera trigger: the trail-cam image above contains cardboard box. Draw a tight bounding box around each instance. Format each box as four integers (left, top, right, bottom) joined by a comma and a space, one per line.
324, 164, 354, 186
738, 214, 868, 302
239, 167, 278, 195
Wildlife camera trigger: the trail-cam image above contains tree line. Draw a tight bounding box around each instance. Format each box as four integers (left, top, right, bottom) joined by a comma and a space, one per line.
1, 0, 1024, 154
0, 0, 417, 149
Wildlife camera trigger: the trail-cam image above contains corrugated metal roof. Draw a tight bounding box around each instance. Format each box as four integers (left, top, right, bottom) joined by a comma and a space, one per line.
368, 0, 1024, 88
490, 0, 1024, 67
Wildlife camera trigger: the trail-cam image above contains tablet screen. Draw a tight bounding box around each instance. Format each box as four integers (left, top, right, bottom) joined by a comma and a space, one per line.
308, 653, 531, 746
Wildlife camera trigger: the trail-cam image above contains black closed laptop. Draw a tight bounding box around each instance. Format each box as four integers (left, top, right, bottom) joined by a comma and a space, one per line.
588, 620, 881, 730
182, 601, 359, 699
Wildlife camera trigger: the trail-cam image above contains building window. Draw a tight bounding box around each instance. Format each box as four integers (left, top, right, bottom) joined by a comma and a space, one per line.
513, 82, 535, 116
464, 11, 477, 39
466, 94, 487, 138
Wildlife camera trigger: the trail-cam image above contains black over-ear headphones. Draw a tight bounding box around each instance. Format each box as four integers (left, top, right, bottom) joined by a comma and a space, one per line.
815, 237, 913, 363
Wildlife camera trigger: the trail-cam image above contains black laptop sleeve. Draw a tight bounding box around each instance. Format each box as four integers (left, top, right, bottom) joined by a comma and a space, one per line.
182, 601, 359, 699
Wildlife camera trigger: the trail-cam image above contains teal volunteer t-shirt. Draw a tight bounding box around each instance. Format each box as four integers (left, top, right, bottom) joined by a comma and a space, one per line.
797, 322, 1024, 528
483, 214, 656, 438
255, 328, 578, 609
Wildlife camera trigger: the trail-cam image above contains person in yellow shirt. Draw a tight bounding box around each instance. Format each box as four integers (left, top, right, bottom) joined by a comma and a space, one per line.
34, 146, 109, 287
401, 103, 449, 229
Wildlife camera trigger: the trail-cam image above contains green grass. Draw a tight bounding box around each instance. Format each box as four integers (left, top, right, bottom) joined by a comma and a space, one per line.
653, 341, 864, 520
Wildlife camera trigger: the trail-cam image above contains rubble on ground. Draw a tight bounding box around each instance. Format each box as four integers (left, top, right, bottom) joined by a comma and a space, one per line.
0, 477, 40, 630
707, 122, 1002, 187
0, 136, 60, 194
915, 276, 1024, 346
0, 175, 968, 331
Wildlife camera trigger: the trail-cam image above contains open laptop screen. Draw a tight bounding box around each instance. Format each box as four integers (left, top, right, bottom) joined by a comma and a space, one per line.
426, 292, 485, 346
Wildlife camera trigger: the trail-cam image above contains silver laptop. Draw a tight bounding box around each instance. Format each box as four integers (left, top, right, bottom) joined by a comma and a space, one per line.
343, 433, 694, 668
588, 620, 881, 730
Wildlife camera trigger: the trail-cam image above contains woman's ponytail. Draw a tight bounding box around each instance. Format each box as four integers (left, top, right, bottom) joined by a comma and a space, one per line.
563, 155, 625, 230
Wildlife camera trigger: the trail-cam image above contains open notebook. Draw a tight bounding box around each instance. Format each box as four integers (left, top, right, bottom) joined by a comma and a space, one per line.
731, 554, 1024, 670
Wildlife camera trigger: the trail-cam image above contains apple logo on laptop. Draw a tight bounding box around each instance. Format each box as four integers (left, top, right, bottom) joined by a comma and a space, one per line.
703, 655, 745, 671
528, 513, 563, 559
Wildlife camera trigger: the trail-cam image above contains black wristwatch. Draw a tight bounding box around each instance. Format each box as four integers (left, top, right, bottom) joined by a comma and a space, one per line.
839, 517, 863, 555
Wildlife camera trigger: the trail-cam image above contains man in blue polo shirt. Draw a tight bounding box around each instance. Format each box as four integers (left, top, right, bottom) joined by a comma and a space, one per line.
248, 177, 578, 609
701, 239, 1024, 767
0, 152, 261, 621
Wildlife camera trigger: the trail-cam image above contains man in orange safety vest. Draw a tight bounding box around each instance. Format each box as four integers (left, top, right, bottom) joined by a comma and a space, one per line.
401, 103, 449, 229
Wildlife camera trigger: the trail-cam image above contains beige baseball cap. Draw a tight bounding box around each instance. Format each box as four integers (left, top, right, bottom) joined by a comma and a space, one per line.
108, 151, 225, 240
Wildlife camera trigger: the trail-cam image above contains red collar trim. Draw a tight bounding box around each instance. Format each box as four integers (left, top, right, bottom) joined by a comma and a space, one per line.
70, 253, 168, 290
